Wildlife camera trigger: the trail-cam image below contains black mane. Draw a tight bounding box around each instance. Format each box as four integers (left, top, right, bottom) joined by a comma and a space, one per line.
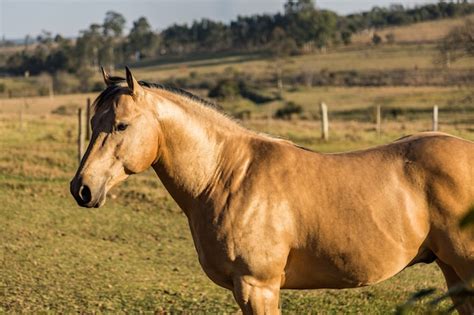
93, 78, 221, 112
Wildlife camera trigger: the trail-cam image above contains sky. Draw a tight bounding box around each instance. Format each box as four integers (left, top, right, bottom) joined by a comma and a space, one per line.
1, 0, 438, 40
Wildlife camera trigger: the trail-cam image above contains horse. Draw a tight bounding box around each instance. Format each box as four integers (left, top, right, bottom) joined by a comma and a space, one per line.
70, 67, 474, 314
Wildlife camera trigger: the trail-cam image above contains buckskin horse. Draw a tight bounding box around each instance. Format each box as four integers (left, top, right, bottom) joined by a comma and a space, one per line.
70, 68, 474, 314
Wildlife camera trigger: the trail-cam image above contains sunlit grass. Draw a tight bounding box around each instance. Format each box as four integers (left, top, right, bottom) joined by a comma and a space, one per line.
2, 111, 468, 312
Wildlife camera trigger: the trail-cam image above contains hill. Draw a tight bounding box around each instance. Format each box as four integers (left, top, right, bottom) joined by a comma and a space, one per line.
352, 13, 474, 44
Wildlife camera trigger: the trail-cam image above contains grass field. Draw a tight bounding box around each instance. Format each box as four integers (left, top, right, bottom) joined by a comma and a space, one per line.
1, 94, 474, 312
1, 14, 474, 312
351, 14, 474, 44
131, 43, 474, 85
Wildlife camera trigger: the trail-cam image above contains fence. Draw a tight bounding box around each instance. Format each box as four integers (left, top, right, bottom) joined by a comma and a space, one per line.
316, 103, 443, 142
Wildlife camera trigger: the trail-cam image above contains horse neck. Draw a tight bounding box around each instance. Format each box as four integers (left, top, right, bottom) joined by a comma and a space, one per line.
151, 91, 250, 212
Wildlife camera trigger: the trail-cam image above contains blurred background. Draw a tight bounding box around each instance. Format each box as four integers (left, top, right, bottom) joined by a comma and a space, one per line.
1, 0, 473, 313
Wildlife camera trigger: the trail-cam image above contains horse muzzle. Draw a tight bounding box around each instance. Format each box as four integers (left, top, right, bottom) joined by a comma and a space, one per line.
70, 177, 106, 208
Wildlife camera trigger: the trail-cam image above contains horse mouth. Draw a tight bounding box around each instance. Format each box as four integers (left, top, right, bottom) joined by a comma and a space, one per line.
94, 193, 107, 208
83, 190, 106, 208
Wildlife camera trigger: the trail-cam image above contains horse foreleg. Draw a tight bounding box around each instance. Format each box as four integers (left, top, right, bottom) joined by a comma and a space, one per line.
437, 259, 474, 315
232, 275, 281, 315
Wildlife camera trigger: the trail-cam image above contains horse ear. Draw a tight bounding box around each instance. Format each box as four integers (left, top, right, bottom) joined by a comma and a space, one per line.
125, 66, 142, 96
101, 66, 113, 86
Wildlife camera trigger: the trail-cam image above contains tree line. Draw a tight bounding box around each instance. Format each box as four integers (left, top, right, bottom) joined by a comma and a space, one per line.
3, 0, 474, 77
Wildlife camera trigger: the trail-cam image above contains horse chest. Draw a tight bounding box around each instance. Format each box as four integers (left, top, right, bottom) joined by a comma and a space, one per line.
186, 216, 237, 288
186, 202, 294, 290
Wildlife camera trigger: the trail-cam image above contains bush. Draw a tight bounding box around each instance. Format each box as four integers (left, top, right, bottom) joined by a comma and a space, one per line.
238, 81, 276, 104
274, 101, 303, 120
372, 33, 383, 45
208, 79, 240, 100
208, 78, 278, 104
341, 31, 352, 45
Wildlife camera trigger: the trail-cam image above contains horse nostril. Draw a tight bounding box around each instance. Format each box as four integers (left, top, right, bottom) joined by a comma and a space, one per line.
79, 185, 92, 204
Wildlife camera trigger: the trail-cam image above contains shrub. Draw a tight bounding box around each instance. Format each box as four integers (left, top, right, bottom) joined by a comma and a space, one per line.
372, 33, 383, 45
341, 30, 352, 45
238, 81, 276, 104
208, 79, 240, 100
274, 101, 303, 120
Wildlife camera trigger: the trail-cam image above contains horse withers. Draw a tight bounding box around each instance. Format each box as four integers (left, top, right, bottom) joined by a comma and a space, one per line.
70, 67, 474, 314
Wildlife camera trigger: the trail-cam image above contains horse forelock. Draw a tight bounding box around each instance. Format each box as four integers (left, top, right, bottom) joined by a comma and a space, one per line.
92, 84, 125, 114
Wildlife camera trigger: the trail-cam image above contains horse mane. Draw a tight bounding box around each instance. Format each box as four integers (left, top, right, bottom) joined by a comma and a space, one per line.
91, 75, 296, 146
92, 77, 222, 113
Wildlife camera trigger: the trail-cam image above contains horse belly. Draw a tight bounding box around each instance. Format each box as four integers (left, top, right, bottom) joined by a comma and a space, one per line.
282, 190, 431, 289
282, 239, 433, 290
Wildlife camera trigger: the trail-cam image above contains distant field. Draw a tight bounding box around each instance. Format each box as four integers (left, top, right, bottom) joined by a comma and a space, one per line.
130, 16, 474, 81
0, 92, 96, 115
131, 44, 473, 84
1, 86, 472, 123
352, 14, 474, 44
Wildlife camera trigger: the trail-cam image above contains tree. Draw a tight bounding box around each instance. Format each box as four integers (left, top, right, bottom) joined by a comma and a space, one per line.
437, 18, 474, 67
103, 11, 126, 37
269, 27, 297, 57
101, 11, 126, 70
161, 23, 193, 54
283, 0, 338, 49
127, 17, 158, 60
284, 0, 315, 15
190, 19, 231, 51
75, 23, 103, 68
36, 30, 54, 49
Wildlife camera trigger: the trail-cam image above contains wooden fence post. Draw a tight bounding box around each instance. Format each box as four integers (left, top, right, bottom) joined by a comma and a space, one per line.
320, 102, 329, 141
78, 108, 85, 164
432, 105, 439, 132
375, 105, 381, 137
86, 98, 91, 140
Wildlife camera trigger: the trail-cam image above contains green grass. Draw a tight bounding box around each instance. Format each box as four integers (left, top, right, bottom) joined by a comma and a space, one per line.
2, 111, 471, 313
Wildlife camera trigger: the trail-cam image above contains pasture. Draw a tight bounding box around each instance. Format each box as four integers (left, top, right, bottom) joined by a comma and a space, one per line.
1, 12, 474, 311
1, 84, 473, 312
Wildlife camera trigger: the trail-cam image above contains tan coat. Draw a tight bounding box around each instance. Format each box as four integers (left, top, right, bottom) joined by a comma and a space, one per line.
71, 68, 474, 314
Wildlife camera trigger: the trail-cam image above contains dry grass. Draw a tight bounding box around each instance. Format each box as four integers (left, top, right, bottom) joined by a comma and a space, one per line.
0, 92, 97, 115
129, 45, 474, 86
281, 86, 473, 110
352, 14, 474, 44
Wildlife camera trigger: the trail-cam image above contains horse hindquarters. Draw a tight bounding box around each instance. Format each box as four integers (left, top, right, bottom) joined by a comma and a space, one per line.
421, 137, 474, 314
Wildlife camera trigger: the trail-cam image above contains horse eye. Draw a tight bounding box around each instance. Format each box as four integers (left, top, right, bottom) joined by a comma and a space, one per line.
117, 123, 128, 131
